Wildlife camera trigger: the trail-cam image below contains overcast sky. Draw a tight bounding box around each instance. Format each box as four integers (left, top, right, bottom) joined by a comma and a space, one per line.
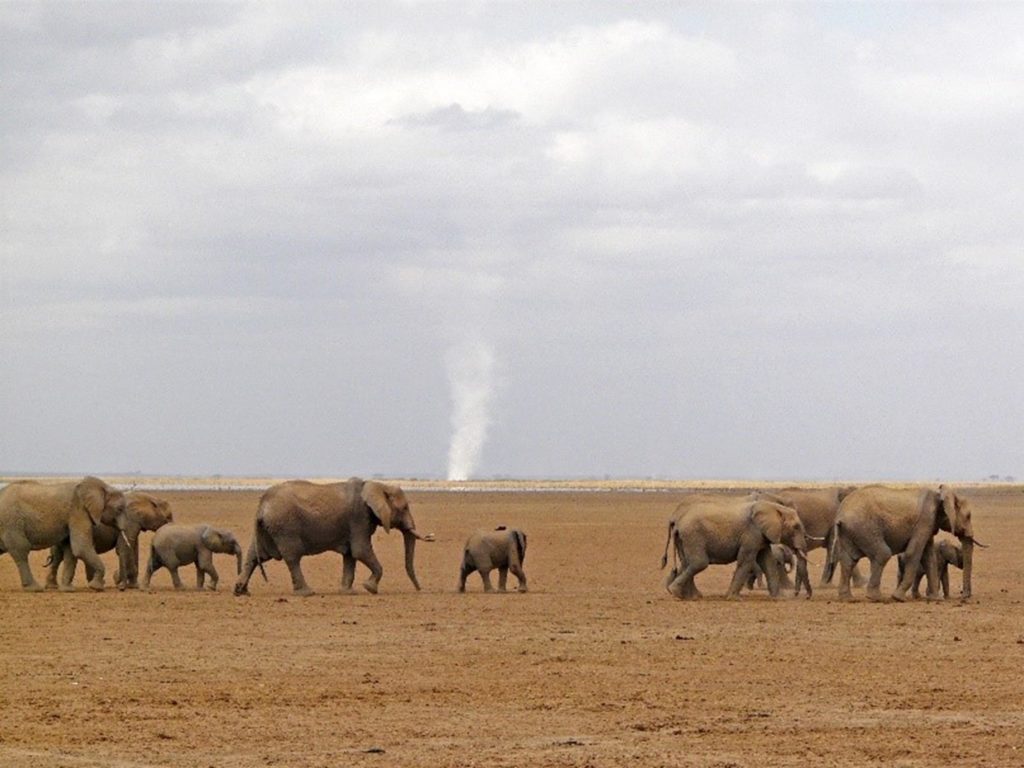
2, 2, 1022, 481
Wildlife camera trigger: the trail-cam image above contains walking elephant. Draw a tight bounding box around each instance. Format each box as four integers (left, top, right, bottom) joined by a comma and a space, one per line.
143, 524, 243, 591
830, 485, 977, 601
45, 492, 173, 590
897, 538, 965, 599
746, 543, 812, 598
458, 526, 528, 593
664, 498, 809, 600
0, 476, 128, 591
234, 477, 435, 596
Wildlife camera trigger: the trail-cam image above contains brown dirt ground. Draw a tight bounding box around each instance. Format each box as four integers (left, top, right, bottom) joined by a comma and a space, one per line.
1, 486, 1023, 767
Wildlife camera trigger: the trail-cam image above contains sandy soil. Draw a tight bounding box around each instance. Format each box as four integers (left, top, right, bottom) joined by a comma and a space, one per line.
1, 486, 1023, 767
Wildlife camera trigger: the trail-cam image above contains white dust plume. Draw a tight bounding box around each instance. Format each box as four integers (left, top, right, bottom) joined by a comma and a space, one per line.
446, 341, 496, 482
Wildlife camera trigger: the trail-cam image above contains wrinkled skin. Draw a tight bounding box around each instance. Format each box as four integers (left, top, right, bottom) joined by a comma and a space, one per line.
0, 477, 127, 591
144, 524, 243, 591
665, 499, 809, 600
234, 478, 435, 597
897, 539, 964, 599
458, 527, 528, 593
45, 492, 173, 590
757, 487, 860, 586
832, 485, 976, 602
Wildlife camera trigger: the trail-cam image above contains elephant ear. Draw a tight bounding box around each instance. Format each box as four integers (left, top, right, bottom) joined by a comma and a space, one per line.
361, 482, 393, 533
200, 526, 223, 551
74, 477, 107, 526
751, 502, 784, 544
938, 485, 972, 538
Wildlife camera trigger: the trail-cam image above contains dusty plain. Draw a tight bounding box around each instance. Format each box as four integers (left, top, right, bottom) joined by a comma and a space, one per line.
1, 483, 1023, 767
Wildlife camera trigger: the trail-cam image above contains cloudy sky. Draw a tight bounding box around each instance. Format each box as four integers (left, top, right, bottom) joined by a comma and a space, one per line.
2, 2, 1022, 481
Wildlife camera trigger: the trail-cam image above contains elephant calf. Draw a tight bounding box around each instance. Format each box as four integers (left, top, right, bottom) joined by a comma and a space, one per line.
458, 526, 527, 593
143, 524, 243, 591
746, 543, 812, 598
897, 539, 964, 599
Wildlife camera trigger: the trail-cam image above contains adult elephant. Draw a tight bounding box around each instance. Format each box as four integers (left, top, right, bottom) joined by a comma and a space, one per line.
45, 492, 174, 590
665, 497, 810, 600
234, 477, 435, 597
830, 485, 977, 602
0, 476, 128, 591
758, 486, 857, 585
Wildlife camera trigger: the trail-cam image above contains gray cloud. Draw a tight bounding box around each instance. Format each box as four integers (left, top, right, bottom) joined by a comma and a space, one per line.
1, 3, 1022, 480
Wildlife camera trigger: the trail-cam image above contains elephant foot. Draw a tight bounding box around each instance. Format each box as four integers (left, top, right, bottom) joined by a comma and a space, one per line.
88, 582, 105, 592
23, 582, 46, 593
362, 582, 378, 595
206, 585, 218, 592
233, 584, 250, 597
518, 586, 528, 593
44, 581, 58, 591
295, 586, 316, 597
867, 590, 886, 602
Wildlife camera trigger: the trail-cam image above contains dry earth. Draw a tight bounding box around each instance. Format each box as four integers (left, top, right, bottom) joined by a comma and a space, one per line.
1, 485, 1023, 767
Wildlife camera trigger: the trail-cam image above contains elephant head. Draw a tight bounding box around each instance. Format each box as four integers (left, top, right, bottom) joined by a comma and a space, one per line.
750, 501, 809, 555
361, 481, 435, 591
200, 526, 244, 575
74, 476, 129, 542
938, 486, 978, 598
126, 493, 174, 531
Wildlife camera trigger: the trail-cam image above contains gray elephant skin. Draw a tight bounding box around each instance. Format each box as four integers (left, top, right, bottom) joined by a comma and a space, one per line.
46, 492, 173, 590
897, 538, 966, 599
458, 526, 528, 593
747, 543, 811, 598
144, 524, 243, 591
0, 476, 128, 591
234, 477, 434, 596
829, 484, 977, 601
664, 497, 809, 599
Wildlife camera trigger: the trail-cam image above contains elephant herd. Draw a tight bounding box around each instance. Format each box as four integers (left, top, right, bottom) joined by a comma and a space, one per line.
661, 485, 980, 601
0, 476, 527, 595
0, 476, 979, 601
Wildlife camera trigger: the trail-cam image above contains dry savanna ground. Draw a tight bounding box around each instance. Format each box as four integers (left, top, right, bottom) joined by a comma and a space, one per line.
1, 483, 1023, 767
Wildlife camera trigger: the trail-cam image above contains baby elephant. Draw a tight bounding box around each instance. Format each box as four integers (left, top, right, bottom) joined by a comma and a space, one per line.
897, 539, 964, 599
143, 524, 243, 591
458, 526, 528, 593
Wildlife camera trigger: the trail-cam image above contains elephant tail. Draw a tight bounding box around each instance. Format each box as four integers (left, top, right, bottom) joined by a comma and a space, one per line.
512, 529, 527, 564
660, 520, 677, 570
822, 522, 840, 583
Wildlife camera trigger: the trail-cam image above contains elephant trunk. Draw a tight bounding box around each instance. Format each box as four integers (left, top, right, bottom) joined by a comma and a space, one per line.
402, 530, 421, 591
960, 538, 973, 599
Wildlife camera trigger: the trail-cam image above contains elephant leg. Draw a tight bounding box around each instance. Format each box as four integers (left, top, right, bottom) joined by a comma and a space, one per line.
940, 562, 950, 599
45, 545, 62, 589
866, 552, 891, 602
234, 541, 264, 596
58, 547, 78, 592
353, 547, 383, 595
2, 532, 44, 591
668, 554, 707, 600
836, 539, 857, 600
68, 524, 105, 591
498, 567, 508, 592
282, 555, 314, 596
850, 563, 867, 587
479, 568, 495, 592
142, 549, 161, 591
168, 565, 185, 590
510, 563, 528, 593
341, 553, 357, 592
117, 531, 141, 589
197, 550, 218, 590
457, 557, 473, 593
205, 563, 219, 591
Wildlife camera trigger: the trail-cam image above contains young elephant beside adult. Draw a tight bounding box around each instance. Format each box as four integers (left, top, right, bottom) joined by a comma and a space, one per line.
143, 524, 243, 591
829, 485, 978, 602
757, 486, 858, 586
234, 477, 435, 597
897, 539, 965, 599
0, 476, 128, 591
45, 492, 173, 591
665, 498, 809, 600
458, 526, 528, 593
746, 543, 812, 598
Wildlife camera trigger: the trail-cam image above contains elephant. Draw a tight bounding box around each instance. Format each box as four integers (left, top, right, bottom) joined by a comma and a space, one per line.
756, 486, 859, 586
234, 477, 435, 597
143, 524, 243, 591
664, 498, 809, 600
746, 543, 811, 598
45, 492, 173, 590
897, 539, 965, 599
829, 484, 978, 602
458, 526, 527, 593
0, 476, 128, 591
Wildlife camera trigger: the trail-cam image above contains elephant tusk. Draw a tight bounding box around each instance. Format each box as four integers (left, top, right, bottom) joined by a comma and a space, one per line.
120, 530, 132, 549
963, 536, 988, 549
805, 534, 827, 542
